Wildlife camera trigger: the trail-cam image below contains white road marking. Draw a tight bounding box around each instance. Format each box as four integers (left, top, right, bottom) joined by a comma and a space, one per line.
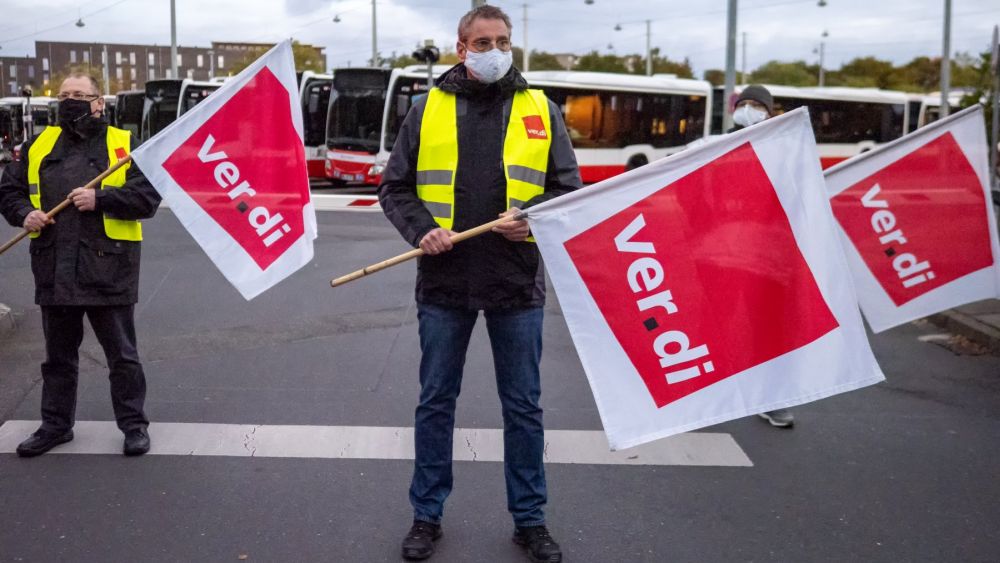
0, 420, 752, 466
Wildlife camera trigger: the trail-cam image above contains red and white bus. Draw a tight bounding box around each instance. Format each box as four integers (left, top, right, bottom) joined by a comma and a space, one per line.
298, 71, 333, 179
523, 71, 712, 182
366, 67, 713, 185
713, 85, 912, 168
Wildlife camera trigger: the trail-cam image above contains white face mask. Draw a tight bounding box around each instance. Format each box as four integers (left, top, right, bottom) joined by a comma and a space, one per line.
733, 104, 769, 127
464, 48, 513, 84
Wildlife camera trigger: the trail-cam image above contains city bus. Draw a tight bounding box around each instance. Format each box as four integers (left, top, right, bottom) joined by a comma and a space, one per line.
523, 71, 712, 182
712, 85, 911, 168
298, 70, 334, 180
141, 79, 220, 142
114, 90, 145, 139
0, 96, 55, 160
367, 67, 712, 185
325, 67, 395, 186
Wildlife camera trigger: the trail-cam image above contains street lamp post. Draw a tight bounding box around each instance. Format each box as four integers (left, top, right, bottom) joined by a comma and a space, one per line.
723, 0, 738, 132
818, 30, 828, 87
170, 0, 178, 79
371, 0, 378, 67
522, 4, 529, 72
940, 0, 952, 118
645, 20, 652, 76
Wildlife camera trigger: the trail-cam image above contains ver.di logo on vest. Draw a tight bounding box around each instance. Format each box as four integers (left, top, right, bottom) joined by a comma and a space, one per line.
522, 115, 547, 140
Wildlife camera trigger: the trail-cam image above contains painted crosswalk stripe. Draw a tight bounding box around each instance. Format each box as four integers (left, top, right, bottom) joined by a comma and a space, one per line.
0, 420, 752, 466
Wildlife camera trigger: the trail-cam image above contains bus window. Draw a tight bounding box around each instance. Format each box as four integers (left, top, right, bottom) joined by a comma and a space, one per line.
302, 79, 331, 148
327, 69, 392, 154
382, 78, 430, 151
907, 100, 922, 133
776, 97, 904, 144
179, 85, 218, 116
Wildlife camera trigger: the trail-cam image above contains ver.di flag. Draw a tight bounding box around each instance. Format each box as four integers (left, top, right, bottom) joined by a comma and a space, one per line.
131, 40, 317, 300
825, 105, 1000, 332
524, 108, 884, 450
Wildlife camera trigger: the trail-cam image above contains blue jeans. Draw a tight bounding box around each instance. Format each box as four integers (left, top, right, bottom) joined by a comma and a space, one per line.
410, 303, 547, 527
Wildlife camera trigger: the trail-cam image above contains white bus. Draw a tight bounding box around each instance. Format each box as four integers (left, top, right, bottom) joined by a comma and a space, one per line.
0, 96, 56, 159
522, 71, 712, 182
713, 85, 911, 169
366, 67, 712, 185
298, 71, 334, 179
141, 79, 220, 142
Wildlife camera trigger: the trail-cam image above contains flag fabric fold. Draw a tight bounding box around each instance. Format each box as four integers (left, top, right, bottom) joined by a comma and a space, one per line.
525, 108, 884, 450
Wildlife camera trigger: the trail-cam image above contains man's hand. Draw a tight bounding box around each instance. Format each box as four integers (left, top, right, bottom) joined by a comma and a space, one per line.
420, 228, 456, 255
491, 207, 530, 242
23, 210, 54, 232
68, 187, 96, 212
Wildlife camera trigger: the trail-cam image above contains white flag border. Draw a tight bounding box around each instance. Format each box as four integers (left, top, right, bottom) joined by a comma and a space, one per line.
528, 108, 885, 450
131, 40, 318, 301
823, 105, 1000, 332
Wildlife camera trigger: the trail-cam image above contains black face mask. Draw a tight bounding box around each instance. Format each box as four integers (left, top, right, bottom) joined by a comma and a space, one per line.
58, 98, 101, 137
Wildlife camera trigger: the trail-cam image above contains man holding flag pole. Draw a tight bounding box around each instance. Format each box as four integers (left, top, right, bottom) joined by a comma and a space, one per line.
0, 73, 161, 457
377, 5, 581, 561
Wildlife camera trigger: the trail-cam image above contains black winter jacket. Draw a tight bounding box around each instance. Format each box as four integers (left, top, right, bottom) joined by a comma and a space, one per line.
0, 121, 161, 306
378, 64, 582, 310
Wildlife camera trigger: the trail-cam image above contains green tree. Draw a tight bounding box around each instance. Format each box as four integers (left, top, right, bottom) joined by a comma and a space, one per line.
828, 56, 895, 88
511, 48, 567, 71
574, 51, 629, 73
229, 40, 326, 74
628, 48, 694, 78
749, 60, 817, 86
703, 69, 725, 86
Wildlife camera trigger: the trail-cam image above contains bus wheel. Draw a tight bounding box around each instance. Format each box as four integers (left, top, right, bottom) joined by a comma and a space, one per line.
625, 154, 649, 171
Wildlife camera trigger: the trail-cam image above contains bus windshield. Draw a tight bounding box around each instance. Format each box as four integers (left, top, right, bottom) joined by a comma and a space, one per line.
0, 106, 14, 152
142, 80, 183, 141
328, 69, 391, 154
115, 92, 145, 138
383, 76, 431, 152
179, 83, 219, 116
302, 77, 332, 148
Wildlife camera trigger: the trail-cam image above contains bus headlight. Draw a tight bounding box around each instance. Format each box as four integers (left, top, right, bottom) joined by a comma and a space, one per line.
369, 164, 385, 176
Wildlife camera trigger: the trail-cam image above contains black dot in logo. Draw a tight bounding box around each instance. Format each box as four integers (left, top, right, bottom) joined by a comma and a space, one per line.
885, 247, 896, 257
237, 201, 249, 213
643, 317, 659, 331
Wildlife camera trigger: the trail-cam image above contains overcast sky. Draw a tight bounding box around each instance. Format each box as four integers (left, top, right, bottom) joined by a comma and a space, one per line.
1, 0, 998, 76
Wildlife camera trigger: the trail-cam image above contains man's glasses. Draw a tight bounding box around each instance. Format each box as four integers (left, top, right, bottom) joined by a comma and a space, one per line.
57, 92, 100, 101
466, 38, 512, 53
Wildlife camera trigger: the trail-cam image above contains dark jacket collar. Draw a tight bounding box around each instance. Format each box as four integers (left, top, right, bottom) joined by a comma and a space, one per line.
434, 63, 528, 98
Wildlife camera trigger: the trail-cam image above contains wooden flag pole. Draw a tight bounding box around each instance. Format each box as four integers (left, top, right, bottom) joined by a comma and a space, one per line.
0, 155, 133, 256
331, 212, 524, 288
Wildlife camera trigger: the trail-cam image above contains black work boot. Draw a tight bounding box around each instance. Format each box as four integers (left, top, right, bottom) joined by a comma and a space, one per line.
123, 427, 150, 456
16, 428, 74, 458
401, 520, 442, 560
513, 525, 562, 563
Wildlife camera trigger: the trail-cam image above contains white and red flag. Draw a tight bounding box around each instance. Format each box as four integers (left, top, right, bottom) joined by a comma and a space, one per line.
825, 105, 1000, 332
131, 40, 317, 300
524, 108, 883, 450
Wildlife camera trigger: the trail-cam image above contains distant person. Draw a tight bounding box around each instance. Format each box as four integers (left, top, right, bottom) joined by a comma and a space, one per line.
378, 5, 581, 561
0, 73, 161, 457
730, 84, 795, 429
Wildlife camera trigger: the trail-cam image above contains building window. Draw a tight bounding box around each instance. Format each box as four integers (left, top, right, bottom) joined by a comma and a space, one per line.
149, 68, 156, 80
43, 72, 49, 85
83, 50, 90, 63
197, 54, 204, 68
116, 51, 122, 65
165, 69, 172, 79
148, 52, 155, 65
130, 52, 136, 65
116, 67, 123, 80
131, 82, 137, 90
176, 54, 183, 66
9, 65, 15, 78
218, 55, 225, 68
28, 66, 35, 79
70, 50, 77, 63
42, 57, 49, 71
186, 68, 194, 79
130, 67, 136, 80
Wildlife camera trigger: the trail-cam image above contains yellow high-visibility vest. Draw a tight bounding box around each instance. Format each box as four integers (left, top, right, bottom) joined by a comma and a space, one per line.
416, 87, 552, 233
27, 125, 141, 241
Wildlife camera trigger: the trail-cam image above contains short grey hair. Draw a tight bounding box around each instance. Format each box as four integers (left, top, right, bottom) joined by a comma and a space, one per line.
457, 5, 512, 41
63, 72, 102, 95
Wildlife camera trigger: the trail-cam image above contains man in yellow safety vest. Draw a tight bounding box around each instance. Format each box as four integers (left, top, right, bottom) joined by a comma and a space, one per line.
0, 73, 161, 457
378, 6, 581, 562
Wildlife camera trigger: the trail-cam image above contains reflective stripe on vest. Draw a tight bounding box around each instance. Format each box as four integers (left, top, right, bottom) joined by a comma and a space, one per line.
416, 88, 551, 234
26, 125, 141, 241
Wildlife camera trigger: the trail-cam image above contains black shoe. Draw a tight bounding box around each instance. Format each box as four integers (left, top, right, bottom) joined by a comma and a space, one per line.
513, 525, 562, 563
123, 427, 150, 456
401, 520, 442, 560
16, 428, 74, 457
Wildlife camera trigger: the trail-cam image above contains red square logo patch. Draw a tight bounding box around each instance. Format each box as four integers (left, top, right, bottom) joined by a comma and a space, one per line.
162, 67, 309, 270
564, 143, 839, 408
114, 147, 128, 162
831, 133, 992, 306
522, 115, 547, 140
